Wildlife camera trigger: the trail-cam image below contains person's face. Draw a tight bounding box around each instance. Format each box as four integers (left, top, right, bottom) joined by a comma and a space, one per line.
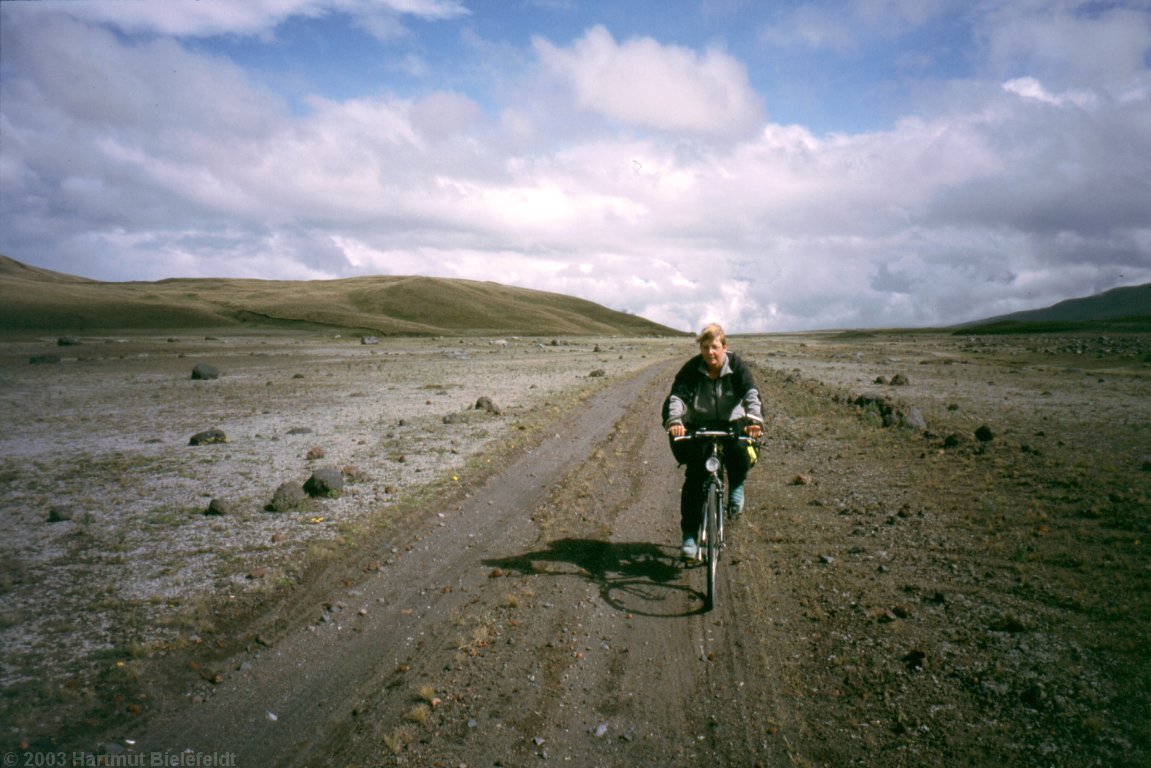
700, 337, 727, 371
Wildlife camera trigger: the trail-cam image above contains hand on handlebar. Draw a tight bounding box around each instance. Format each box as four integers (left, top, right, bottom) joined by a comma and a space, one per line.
745, 423, 763, 439
668, 423, 686, 438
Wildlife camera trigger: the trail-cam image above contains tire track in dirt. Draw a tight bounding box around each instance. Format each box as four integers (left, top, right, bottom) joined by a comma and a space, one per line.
365, 355, 805, 767
129, 360, 678, 766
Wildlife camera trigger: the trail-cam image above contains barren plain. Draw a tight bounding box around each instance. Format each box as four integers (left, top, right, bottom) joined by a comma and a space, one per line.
1, 330, 1148, 767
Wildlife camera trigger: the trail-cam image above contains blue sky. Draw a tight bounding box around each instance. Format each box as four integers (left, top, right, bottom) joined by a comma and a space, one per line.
2, 0, 1149, 332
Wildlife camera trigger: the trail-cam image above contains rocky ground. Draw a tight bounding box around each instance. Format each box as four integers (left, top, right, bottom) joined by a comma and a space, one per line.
1, 330, 1148, 767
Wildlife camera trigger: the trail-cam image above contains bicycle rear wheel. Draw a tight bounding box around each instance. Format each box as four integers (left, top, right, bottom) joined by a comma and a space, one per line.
705, 480, 721, 610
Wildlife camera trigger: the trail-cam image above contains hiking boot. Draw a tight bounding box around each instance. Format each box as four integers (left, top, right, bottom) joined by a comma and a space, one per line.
681, 536, 698, 559
728, 484, 745, 518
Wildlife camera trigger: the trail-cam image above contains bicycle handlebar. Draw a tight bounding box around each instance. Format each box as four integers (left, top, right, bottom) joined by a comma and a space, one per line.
672, 428, 761, 444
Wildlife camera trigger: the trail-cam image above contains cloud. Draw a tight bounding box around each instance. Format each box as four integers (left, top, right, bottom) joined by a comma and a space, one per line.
533, 26, 764, 137
1, 3, 1149, 333
978, 2, 1151, 88
22, 0, 470, 39
759, 0, 956, 52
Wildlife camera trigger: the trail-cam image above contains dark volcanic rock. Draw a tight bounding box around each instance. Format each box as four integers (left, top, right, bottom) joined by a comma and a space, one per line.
47, 506, 74, 523
268, 481, 306, 512
189, 428, 228, 446
304, 467, 344, 497
191, 363, 220, 380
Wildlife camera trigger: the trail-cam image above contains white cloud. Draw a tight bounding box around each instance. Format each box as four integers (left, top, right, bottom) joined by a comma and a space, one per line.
1002, 77, 1097, 108
1, 2, 1149, 332
22, 0, 469, 38
533, 26, 764, 137
979, 3, 1151, 88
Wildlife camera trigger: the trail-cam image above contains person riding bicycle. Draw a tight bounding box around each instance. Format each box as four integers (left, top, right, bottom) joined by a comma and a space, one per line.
663, 323, 764, 559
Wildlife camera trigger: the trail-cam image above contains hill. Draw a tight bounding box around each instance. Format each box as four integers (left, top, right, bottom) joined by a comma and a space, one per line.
0, 255, 680, 336
954, 282, 1151, 334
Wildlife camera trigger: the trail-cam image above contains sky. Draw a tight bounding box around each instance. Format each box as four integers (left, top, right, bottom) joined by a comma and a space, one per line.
1, 0, 1149, 333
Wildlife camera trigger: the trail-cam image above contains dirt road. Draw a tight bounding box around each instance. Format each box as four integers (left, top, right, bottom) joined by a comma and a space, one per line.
16, 333, 1149, 767
126, 354, 818, 767
132, 359, 745, 766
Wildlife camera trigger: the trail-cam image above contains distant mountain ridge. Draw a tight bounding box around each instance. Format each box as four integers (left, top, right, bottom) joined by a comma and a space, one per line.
0, 255, 680, 336
956, 282, 1151, 333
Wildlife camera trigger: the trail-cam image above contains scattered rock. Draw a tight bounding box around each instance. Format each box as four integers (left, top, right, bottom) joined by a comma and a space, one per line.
268, 481, 306, 512
287, 426, 313, 435
850, 394, 924, 429
304, 466, 344, 497
57, 336, 81, 346
589, 369, 607, 378
874, 375, 888, 384
191, 363, 220, 380
306, 446, 326, 460
869, 607, 898, 623
360, 336, 379, 345
791, 474, 812, 486
990, 614, 1028, 633
1020, 683, 1047, 709
443, 412, 469, 425
474, 396, 502, 415
189, 428, 227, 446
902, 406, 927, 430
205, 498, 232, 516
890, 373, 910, 386
46, 506, 74, 523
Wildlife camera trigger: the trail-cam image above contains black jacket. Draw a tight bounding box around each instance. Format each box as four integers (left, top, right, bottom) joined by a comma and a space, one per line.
662, 351, 763, 429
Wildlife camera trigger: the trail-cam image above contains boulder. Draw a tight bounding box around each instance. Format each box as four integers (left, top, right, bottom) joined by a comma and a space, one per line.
268, 481, 306, 512
47, 506, 74, 523
191, 363, 220, 380
474, 396, 501, 415
304, 467, 344, 497
205, 498, 232, 516
189, 428, 227, 446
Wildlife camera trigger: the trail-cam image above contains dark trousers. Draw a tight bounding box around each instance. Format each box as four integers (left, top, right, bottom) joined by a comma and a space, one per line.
671, 435, 751, 537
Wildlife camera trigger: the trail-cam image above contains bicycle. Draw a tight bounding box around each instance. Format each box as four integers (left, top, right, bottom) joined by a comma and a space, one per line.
673, 427, 759, 611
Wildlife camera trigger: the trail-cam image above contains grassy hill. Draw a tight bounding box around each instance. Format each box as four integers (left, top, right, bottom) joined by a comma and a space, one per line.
0, 255, 681, 336
954, 282, 1151, 334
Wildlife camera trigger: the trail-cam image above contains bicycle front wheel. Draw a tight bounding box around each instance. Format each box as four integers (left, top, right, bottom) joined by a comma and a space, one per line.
705, 480, 721, 610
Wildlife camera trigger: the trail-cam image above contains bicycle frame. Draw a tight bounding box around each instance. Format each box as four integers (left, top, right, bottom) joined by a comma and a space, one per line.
673, 427, 756, 610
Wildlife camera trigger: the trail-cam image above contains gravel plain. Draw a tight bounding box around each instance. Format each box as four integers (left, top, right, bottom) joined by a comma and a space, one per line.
2, 329, 1149, 768
0, 333, 679, 705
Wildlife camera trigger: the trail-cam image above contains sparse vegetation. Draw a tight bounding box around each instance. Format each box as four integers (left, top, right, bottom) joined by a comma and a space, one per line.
0, 254, 681, 336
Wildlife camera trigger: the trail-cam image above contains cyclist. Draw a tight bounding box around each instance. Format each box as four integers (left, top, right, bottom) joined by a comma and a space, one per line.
663, 323, 764, 559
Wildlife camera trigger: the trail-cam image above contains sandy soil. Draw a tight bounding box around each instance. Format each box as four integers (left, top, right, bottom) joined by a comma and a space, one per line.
2, 330, 1148, 767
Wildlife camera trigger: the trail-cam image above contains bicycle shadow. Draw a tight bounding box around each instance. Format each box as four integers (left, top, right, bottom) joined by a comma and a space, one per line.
483, 538, 705, 617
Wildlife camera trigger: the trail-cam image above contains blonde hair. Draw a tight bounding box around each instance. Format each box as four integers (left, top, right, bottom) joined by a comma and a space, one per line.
696, 323, 727, 346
